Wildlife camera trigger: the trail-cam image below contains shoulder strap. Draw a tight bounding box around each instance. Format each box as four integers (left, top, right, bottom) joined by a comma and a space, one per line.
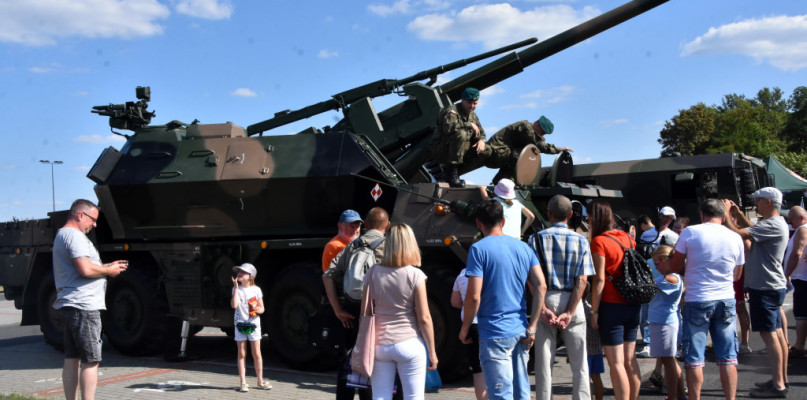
369, 237, 385, 249
361, 266, 375, 316
602, 233, 628, 250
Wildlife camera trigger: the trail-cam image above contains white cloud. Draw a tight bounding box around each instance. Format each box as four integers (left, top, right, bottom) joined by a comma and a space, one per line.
318, 49, 339, 59
681, 15, 807, 71
598, 118, 628, 128
407, 4, 601, 49
74, 166, 91, 172
73, 134, 126, 144
27, 63, 90, 74
500, 85, 578, 109
368, 0, 449, 17
175, 0, 233, 20
231, 88, 257, 97
0, 0, 170, 46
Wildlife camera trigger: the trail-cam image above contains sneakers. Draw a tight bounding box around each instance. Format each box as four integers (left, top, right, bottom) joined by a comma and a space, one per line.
750, 380, 788, 398
649, 370, 664, 389
636, 346, 651, 358
739, 344, 753, 355
258, 381, 273, 390
238, 382, 249, 393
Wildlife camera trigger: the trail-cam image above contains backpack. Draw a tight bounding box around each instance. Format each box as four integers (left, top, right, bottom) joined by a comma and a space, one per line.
602, 234, 656, 305
342, 237, 385, 302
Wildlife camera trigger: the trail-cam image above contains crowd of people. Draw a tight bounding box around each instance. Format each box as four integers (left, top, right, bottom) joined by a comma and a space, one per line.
316, 185, 802, 400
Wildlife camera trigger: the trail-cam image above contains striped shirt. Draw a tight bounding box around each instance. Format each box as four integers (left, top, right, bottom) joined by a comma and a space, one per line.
528, 222, 595, 291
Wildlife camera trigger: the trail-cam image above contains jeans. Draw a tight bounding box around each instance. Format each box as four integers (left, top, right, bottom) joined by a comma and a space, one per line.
372, 337, 427, 400
682, 298, 737, 369
534, 290, 590, 400
639, 302, 650, 347
479, 331, 531, 400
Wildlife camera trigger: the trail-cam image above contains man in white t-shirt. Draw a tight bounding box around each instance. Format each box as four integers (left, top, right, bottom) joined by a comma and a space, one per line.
671, 198, 744, 400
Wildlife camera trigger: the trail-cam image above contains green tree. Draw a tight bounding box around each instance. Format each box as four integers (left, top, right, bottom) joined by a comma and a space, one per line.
774, 151, 807, 179
658, 103, 716, 156
708, 94, 785, 158
783, 86, 807, 152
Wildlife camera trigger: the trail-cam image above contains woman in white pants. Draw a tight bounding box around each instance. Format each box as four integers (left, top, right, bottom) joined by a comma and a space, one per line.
363, 223, 438, 399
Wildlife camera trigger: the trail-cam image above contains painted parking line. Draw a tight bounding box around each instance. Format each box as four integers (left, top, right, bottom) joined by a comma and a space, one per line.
33, 368, 178, 397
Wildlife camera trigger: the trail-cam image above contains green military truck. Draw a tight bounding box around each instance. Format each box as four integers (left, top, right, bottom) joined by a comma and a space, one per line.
571, 152, 773, 226
0, 0, 668, 380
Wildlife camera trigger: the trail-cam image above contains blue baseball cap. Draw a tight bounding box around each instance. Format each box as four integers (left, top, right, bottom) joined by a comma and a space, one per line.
339, 209, 363, 223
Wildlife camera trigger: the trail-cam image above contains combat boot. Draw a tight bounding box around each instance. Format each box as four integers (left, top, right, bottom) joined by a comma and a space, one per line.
445, 164, 465, 188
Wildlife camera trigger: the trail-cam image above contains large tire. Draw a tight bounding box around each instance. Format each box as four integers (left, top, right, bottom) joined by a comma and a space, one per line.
266, 262, 325, 368
103, 266, 170, 356
36, 273, 64, 351
425, 266, 467, 382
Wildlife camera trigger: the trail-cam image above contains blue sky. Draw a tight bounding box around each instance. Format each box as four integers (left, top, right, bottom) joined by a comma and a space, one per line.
0, 0, 805, 221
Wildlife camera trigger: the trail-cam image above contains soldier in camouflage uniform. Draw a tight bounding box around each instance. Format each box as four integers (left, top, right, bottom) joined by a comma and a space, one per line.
485, 116, 573, 184
430, 87, 490, 187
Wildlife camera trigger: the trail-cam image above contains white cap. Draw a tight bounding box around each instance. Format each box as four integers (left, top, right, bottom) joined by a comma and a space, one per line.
659, 206, 676, 218
233, 263, 257, 278
752, 187, 783, 205
494, 179, 516, 200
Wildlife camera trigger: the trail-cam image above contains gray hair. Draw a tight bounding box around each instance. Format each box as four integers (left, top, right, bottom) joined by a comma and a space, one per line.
69, 199, 98, 217
548, 195, 572, 220
700, 198, 725, 219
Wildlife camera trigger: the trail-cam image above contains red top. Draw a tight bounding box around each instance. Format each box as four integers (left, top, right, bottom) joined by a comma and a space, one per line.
591, 230, 635, 305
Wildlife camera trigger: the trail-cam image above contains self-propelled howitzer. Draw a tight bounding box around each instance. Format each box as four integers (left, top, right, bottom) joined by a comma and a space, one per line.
0, 0, 667, 382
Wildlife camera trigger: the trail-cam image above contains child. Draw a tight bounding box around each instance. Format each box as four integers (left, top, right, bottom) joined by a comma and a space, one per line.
649, 245, 686, 400
231, 263, 271, 392
583, 282, 604, 400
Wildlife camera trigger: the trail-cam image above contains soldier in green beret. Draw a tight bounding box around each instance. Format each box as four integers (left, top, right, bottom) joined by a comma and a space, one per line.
485, 115, 573, 184
430, 87, 491, 187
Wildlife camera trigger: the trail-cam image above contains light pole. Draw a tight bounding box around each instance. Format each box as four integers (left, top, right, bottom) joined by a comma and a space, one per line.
39, 160, 63, 212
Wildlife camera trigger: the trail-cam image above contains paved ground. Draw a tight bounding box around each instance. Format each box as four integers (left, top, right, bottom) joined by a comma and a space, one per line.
1, 295, 804, 399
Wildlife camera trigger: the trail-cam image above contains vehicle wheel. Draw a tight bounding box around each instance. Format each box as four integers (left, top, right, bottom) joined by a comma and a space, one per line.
36, 273, 64, 351
425, 266, 467, 382
266, 262, 326, 369
103, 266, 170, 356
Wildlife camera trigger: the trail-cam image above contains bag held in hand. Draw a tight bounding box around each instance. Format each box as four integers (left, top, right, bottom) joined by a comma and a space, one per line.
602, 234, 656, 305
350, 267, 376, 377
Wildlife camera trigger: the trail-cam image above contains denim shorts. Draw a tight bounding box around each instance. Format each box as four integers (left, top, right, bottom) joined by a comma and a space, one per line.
597, 302, 641, 346
58, 307, 103, 363
479, 332, 531, 400
681, 298, 737, 369
747, 288, 786, 332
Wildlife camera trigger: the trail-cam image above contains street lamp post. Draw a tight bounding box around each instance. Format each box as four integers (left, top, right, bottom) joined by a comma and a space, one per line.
39, 160, 63, 213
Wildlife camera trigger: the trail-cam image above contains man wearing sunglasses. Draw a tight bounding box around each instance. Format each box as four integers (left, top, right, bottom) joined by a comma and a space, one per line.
52, 199, 128, 400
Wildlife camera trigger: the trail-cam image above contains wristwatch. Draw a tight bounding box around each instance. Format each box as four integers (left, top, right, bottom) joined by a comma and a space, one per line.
526, 329, 536, 336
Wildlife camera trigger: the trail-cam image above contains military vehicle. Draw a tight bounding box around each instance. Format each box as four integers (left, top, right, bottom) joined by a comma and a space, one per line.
0, 0, 668, 380
571, 152, 773, 225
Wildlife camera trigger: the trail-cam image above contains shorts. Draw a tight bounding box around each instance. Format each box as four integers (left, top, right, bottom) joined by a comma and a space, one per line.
597, 302, 641, 346
747, 288, 786, 332
793, 279, 807, 321
588, 354, 605, 374
58, 307, 103, 363
234, 320, 263, 342
733, 273, 745, 303
465, 324, 482, 374
649, 322, 678, 357
681, 298, 737, 369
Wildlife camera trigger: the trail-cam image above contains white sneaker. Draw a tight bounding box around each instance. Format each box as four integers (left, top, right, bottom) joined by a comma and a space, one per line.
636, 347, 651, 358
238, 382, 249, 392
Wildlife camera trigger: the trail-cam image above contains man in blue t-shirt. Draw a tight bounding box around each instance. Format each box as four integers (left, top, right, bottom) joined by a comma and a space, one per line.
460, 200, 547, 400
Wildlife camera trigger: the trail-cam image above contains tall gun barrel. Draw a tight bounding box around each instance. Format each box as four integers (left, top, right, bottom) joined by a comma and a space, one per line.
246, 38, 537, 136
439, 0, 669, 101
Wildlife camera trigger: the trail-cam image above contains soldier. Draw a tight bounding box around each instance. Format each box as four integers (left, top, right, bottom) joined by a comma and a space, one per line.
485, 116, 573, 184
430, 87, 490, 187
